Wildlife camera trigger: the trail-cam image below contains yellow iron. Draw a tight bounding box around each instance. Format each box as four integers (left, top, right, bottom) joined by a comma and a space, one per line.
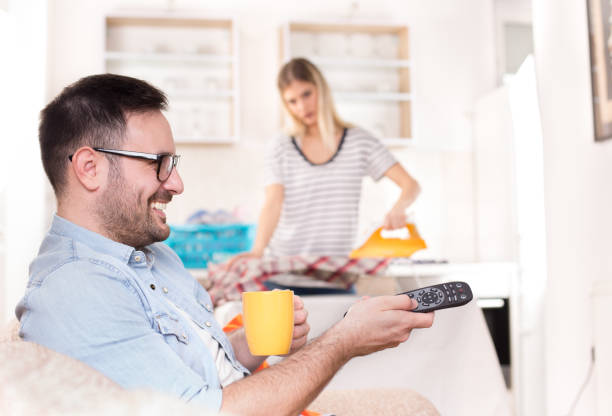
349, 223, 427, 258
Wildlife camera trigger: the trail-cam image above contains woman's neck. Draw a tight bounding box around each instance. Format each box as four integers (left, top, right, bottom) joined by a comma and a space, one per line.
297, 125, 345, 164
304, 123, 320, 139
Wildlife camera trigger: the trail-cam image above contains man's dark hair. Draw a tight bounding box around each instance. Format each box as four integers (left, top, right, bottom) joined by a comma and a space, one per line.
39, 73, 168, 196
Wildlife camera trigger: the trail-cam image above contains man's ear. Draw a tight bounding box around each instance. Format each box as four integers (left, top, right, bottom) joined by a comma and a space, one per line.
70, 147, 107, 191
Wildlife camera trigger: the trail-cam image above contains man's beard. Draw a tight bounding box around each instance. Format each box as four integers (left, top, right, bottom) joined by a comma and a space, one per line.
96, 172, 172, 249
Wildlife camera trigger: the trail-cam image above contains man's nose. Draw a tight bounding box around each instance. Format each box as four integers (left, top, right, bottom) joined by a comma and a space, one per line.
163, 166, 184, 195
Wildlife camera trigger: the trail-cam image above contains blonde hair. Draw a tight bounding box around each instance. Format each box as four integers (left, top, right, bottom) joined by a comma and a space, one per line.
277, 58, 350, 151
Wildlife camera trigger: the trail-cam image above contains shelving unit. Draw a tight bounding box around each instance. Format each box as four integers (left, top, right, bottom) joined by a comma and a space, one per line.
280, 21, 412, 144
104, 13, 239, 144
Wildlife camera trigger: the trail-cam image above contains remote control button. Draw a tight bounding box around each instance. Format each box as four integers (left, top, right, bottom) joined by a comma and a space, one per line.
454, 295, 458, 301
422, 303, 430, 307
435, 299, 442, 304
408, 293, 414, 298
422, 292, 438, 304
456, 283, 463, 288
417, 297, 421, 302
418, 290, 425, 295
460, 294, 468, 300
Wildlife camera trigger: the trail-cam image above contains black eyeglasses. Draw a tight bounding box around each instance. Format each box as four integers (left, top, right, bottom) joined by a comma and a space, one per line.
69, 148, 180, 182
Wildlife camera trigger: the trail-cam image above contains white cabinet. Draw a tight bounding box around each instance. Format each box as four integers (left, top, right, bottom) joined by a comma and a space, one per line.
104, 13, 239, 143
280, 21, 412, 144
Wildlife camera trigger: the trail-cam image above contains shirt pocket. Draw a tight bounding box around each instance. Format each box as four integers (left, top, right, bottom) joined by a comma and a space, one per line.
154, 313, 190, 345
194, 288, 214, 313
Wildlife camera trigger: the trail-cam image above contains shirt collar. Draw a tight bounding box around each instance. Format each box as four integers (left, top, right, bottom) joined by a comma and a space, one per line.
50, 214, 140, 265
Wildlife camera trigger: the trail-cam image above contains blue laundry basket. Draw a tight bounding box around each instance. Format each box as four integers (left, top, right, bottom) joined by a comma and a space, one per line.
164, 223, 255, 268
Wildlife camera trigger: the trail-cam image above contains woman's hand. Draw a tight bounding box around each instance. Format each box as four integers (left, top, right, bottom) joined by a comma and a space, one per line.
382, 206, 407, 230
381, 163, 420, 230
225, 251, 262, 270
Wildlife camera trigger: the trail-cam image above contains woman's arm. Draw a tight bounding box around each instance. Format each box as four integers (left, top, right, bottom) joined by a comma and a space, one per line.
382, 163, 421, 230
250, 184, 284, 256
226, 184, 283, 268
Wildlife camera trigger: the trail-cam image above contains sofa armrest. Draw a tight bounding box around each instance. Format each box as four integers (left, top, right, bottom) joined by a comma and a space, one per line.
1, 318, 20, 342
0, 325, 220, 415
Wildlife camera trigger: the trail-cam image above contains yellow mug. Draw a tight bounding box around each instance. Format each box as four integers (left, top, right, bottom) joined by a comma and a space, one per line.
242, 290, 294, 356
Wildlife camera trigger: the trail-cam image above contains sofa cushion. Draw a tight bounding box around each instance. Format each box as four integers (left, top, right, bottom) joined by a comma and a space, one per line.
309, 388, 440, 416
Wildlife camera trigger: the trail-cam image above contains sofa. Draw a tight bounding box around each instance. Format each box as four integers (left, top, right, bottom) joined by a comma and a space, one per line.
0, 318, 440, 415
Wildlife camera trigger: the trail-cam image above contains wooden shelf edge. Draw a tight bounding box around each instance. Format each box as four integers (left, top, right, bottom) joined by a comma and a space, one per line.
105, 51, 235, 64
175, 136, 238, 144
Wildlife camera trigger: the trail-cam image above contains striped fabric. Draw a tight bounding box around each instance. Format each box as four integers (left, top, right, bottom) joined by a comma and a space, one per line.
264, 127, 397, 257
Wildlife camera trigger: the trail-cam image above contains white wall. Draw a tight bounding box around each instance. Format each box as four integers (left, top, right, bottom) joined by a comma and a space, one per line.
532, 0, 612, 414
44, 0, 497, 264
0, 0, 48, 324
472, 87, 516, 262
493, 0, 533, 82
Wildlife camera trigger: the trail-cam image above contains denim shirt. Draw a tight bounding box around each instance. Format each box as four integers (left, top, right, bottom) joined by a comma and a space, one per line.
16, 215, 249, 412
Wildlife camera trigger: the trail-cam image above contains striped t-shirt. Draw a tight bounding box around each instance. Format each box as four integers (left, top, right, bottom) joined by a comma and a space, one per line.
264, 127, 397, 257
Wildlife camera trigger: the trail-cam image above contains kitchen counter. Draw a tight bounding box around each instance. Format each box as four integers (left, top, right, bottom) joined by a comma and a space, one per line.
386, 260, 518, 299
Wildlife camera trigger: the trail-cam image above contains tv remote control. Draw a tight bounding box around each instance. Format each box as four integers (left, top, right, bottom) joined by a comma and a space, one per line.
399, 281, 473, 313
343, 281, 473, 317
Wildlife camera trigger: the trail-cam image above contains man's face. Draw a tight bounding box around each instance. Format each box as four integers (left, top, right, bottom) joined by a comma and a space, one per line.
96, 110, 184, 249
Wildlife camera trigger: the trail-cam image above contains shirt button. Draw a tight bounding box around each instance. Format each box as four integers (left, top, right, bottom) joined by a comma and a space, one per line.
150, 284, 156, 290
134, 255, 141, 262
205, 321, 212, 327
163, 287, 168, 294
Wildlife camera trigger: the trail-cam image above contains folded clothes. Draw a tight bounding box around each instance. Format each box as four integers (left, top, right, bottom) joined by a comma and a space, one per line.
186, 209, 241, 225
206, 255, 391, 306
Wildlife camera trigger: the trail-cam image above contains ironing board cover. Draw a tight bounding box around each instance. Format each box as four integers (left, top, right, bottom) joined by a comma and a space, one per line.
206, 255, 390, 306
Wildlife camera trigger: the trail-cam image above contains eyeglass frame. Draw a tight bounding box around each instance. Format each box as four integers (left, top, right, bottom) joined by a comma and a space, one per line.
68, 148, 181, 182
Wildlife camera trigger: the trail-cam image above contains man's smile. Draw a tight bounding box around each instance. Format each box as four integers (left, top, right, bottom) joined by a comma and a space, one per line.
151, 201, 168, 221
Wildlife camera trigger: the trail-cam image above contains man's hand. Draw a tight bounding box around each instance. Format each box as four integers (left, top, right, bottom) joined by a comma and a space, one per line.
335, 294, 434, 357
222, 294, 433, 416
289, 295, 309, 353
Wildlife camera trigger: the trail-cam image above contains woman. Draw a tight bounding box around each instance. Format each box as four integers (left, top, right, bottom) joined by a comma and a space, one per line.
233, 58, 420, 292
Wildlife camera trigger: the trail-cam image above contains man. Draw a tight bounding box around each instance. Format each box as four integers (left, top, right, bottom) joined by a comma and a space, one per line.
16, 74, 434, 415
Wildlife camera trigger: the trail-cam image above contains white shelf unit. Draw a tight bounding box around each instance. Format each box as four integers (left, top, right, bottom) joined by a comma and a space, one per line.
280, 21, 412, 144
104, 14, 239, 144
